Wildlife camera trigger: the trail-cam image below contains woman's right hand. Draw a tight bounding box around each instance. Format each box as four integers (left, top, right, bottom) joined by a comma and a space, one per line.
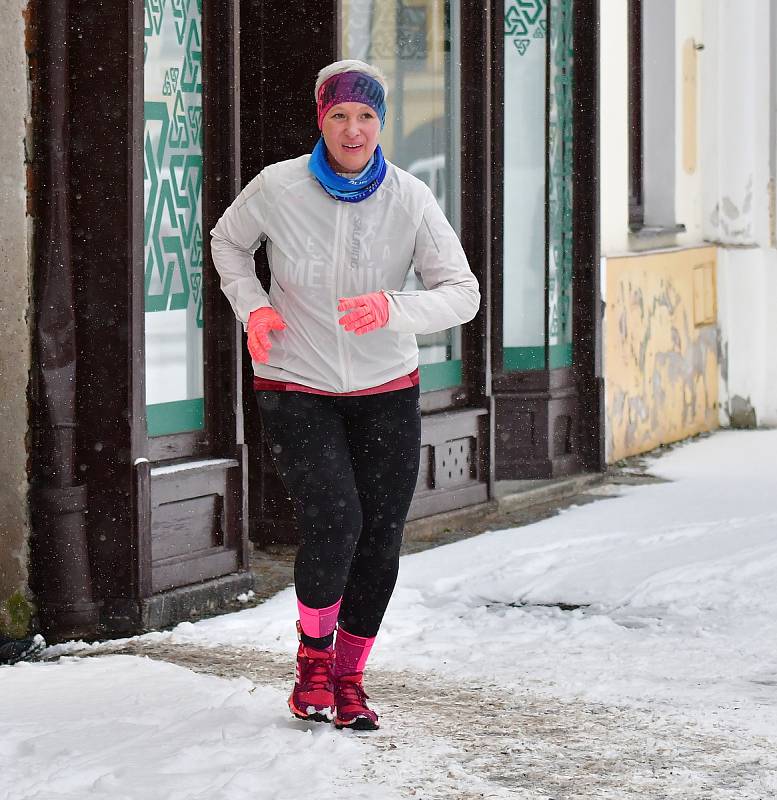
247, 306, 286, 363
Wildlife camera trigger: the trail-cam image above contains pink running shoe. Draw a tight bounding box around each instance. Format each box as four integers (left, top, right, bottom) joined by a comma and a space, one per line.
334, 673, 379, 730
288, 640, 334, 723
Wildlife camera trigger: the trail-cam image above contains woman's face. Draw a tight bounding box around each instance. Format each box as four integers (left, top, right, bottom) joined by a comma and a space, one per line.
321, 102, 381, 173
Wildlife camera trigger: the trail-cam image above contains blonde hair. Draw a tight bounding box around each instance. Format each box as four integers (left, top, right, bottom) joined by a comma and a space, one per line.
314, 60, 389, 101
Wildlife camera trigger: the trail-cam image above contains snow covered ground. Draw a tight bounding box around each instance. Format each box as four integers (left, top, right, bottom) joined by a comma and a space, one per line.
2, 429, 776, 799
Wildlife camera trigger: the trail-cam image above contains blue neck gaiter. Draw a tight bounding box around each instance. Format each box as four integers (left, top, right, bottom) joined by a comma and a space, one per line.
308, 138, 387, 203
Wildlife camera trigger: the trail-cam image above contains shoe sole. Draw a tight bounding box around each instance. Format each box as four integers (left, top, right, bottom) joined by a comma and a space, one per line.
288, 698, 333, 724
334, 716, 380, 731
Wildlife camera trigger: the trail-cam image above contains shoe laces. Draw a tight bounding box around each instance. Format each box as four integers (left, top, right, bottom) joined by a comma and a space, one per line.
299, 648, 333, 691
336, 673, 370, 711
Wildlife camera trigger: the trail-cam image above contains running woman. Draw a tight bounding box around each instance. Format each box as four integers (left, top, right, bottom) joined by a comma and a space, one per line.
211, 60, 479, 730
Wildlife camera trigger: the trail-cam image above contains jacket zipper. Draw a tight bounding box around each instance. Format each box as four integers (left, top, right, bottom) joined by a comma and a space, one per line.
341, 204, 354, 392
332, 202, 350, 392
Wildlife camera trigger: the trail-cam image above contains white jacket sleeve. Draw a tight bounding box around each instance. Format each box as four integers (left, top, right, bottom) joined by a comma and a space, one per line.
384, 191, 480, 335
210, 173, 272, 327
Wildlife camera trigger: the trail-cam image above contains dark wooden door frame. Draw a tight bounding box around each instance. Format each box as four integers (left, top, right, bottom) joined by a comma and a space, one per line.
29, 0, 102, 642
55, 0, 250, 637
487, 0, 602, 478
572, 0, 604, 472
460, 0, 497, 492
202, 0, 244, 459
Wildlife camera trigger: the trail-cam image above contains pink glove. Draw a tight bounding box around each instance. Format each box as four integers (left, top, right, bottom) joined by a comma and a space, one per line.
247, 306, 286, 363
337, 292, 390, 335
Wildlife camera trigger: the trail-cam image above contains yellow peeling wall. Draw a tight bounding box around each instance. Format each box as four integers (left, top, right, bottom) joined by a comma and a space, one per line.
605, 247, 719, 462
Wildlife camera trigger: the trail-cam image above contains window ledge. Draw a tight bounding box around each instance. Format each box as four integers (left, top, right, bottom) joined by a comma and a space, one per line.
629, 223, 687, 239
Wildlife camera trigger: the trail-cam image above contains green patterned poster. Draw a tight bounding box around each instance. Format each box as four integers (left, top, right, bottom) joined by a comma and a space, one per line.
547, 0, 574, 367
504, 0, 547, 56
502, 0, 547, 371
143, 0, 205, 436
502, 0, 574, 372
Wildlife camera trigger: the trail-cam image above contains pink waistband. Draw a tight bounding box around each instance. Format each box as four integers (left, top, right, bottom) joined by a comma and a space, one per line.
254, 368, 419, 396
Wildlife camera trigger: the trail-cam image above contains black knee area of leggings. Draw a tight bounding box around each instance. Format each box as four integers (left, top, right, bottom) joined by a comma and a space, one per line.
257, 386, 421, 639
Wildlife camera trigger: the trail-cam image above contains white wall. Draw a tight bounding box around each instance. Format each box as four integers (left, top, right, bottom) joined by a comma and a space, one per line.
717, 248, 777, 426
702, 0, 777, 427
701, 0, 771, 248
600, 0, 777, 429
674, 0, 704, 245
599, 0, 630, 255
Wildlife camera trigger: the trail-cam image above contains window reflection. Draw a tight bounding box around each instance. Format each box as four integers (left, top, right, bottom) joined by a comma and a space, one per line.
341, 0, 462, 389
503, 0, 547, 371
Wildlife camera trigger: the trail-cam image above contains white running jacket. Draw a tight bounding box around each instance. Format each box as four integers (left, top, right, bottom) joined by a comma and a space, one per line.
210, 154, 480, 393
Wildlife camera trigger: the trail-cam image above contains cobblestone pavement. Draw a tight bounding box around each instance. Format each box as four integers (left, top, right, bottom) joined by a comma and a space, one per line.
82, 640, 777, 800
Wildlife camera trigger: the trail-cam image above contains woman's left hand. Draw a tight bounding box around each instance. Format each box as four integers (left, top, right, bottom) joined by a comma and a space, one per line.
337, 292, 390, 335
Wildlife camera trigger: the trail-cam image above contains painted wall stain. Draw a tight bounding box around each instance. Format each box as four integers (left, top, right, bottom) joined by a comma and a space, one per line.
722, 196, 740, 220
717, 328, 729, 385
709, 177, 755, 242
729, 395, 758, 429
0, 591, 34, 639
605, 247, 719, 462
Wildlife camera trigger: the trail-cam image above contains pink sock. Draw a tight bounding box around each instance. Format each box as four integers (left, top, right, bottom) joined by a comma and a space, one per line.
335, 627, 376, 676
297, 597, 341, 642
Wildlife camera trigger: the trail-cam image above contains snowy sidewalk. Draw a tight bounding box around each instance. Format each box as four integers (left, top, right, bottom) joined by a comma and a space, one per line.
3, 429, 777, 799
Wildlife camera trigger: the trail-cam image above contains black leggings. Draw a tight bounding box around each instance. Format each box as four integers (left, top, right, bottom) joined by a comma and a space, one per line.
256, 386, 421, 639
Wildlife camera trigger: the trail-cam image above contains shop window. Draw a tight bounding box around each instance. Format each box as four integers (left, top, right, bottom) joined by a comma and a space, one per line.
503, 0, 573, 372
143, 0, 204, 436
341, 0, 462, 392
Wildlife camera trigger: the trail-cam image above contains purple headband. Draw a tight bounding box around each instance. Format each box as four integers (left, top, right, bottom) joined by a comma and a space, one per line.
316, 71, 387, 129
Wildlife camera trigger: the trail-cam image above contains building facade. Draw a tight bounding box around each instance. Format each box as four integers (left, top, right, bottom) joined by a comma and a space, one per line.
600, 0, 777, 462
1, 0, 770, 642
